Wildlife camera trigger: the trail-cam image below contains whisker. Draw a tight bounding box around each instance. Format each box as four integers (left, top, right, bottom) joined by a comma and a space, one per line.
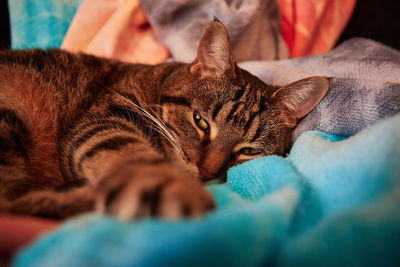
104, 87, 186, 162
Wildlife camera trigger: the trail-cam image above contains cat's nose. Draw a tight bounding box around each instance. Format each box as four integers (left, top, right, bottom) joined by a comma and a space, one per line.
198, 167, 217, 180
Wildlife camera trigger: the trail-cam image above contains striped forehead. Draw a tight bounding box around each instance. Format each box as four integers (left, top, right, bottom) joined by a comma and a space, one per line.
211, 84, 266, 139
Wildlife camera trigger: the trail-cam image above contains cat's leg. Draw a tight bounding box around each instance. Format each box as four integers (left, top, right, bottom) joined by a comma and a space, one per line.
95, 160, 215, 219
0, 67, 66, 200
0, 68, 95, 218
0, 185, 95, 219
62, 114, 215, 219
0, 109, 96, 218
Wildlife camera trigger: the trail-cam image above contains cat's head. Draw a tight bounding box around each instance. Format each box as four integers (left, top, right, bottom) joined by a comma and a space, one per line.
161, 20, 329, 181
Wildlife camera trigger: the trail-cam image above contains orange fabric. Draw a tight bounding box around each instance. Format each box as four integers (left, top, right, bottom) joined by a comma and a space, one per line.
61, 0, 169, 64
280, 0, 357, 57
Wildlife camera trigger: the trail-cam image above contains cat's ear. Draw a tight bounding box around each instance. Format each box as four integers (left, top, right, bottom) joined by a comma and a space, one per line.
190, 20, 236, 78
272, 76, 329, 121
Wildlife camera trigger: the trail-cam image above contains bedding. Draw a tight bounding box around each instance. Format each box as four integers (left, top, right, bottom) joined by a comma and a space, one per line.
12, 39, 400, 266
142, 0, 356, 60
8, 0, 356, 60
8, 0, 82, 49
279, 0, 356, 57
6, 1, 400, 266
240, 38, 400, 139
13, 113, 400, 267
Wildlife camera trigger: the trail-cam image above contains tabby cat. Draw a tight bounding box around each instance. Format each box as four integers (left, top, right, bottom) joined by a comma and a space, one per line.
0, 20, 328, 219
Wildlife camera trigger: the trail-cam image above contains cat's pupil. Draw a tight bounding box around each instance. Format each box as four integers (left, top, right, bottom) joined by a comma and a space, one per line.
193, 112, 209, 132
240, 147, 260, 156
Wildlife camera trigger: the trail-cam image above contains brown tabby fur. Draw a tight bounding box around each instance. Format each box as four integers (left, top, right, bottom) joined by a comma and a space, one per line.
0, 20, 328, 219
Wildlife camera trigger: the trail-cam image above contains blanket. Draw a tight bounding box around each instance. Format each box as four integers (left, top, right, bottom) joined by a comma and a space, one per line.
13, 112, 400, 267
279, 0, 356, 57
241, 38, 400, 140
60, 0, 170, 65
8, 0, 82, 49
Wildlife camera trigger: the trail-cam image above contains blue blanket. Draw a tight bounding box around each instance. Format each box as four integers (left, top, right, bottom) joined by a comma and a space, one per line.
8, 0, 82, 49
13, 114, 400, 267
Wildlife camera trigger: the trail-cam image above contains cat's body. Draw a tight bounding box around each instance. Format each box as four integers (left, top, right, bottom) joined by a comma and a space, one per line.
0, 50, 196, 218
0, 21, 328, 219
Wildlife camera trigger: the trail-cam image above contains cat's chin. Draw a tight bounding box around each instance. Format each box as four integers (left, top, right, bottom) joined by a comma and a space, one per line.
202, 176, 227, 185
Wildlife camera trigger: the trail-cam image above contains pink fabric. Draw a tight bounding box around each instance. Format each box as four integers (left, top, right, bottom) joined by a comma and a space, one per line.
280, 0, 357, 57
61, 0, 170, 64
0, 215, 59, 264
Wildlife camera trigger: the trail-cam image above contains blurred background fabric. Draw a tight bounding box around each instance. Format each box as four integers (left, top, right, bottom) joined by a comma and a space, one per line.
4, 0, 400, 58
1, 0, 371, 63
279, 0, 356, 57
61, 0, 170, 64
7, 0, 83, 49
140, 0, 290, 62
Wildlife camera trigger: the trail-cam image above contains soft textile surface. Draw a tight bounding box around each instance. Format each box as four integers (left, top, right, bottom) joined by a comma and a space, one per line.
8, 0, 288, 61
9, 0, 355, 61
141, 0, 355, 60
140, 0, 289, 62
279, 0, 356, 57
13, 113, 400, 267
0, 216, 58, 264
241, 38, 400, 139
8, 0, 82, 49
61, 0, 170, 64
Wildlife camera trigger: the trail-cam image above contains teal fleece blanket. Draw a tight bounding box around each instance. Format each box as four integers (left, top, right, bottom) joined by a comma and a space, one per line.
14, 114, 400, 267
8, 0, 82, 49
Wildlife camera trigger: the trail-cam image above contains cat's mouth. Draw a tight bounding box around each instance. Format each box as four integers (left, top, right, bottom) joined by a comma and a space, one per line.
199, 168, 227, 185
175, 146, 227, 184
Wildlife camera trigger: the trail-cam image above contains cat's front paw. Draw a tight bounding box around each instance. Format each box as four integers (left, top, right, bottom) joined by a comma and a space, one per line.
95, 164, 215, 219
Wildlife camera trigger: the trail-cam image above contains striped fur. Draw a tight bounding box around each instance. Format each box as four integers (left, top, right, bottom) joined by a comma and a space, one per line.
0, 21, 328, 219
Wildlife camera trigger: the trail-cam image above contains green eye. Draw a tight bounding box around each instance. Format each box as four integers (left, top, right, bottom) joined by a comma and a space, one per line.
193, 111, 209, 132
240, 147, 260, 156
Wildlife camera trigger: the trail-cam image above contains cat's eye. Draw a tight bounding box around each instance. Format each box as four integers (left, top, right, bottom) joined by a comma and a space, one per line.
239, 147, 260, 156
193, 111, 209, 132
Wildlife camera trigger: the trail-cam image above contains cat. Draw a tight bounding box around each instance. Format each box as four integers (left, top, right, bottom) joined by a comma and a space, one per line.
0, 20, 328, 220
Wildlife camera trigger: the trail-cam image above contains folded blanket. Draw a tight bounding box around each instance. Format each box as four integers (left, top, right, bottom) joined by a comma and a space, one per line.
240, 38, 400, 139
13, 112, 400, 267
